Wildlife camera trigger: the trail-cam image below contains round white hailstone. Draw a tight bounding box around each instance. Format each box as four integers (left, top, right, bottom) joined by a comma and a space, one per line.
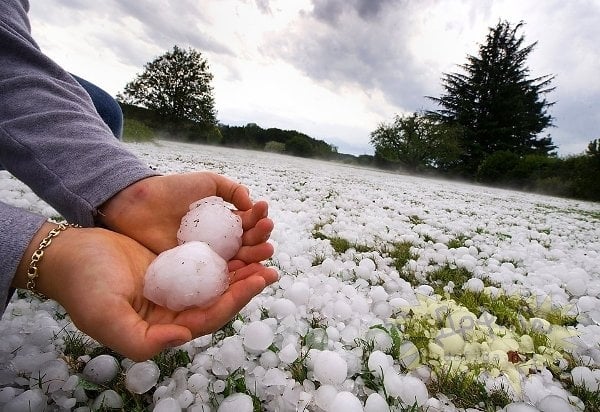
278, 343, 299, 364
536, 395, 576, 412
369, 286, 388, 302
154, 397, 182, 412
340, 326, 358, 346
92, 390, 123, 410
334, 300, 353, 321
30, 359, 69, 393
577, 296, 600, 313
465, 277, 485, 293
217, 393, 254, 412
0, 387, 19, 404
329, 391, 363, 412
367, 351, 392, 378
3, 389, 46, 412
260, 351, 280, 368
125, 361, 160, 394
314, 385, 338, 411
242, 321, 274, 353
82, 355, 119, 384
365, 393, 389, 412
383, 367, 404, 397
284, 282, 311, 305
187, 373, 209, 394
565, 277, 587, 297
571, 366, 599, 391
143, 241, 229, 311
177, 196, 243, 260
503, 402, 542, 412
217, 336, 246, 371
366, 328, 393, 351
397, 375, 429, 406
177, 390, 194, 409
263, 368, 288, 387
269, 298, 297, 319
313, 350, 348, 385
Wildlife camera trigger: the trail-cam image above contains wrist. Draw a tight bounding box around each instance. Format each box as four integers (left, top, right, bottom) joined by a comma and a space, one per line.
14, 221, 80, 300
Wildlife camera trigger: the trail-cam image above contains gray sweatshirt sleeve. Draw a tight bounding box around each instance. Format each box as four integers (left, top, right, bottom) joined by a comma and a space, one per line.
0, 0, 158, 310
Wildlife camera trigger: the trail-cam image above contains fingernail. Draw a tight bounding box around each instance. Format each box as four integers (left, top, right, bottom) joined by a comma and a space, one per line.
166, 340, 186, 348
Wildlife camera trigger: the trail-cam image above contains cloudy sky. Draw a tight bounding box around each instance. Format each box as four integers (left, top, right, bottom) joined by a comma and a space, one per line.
28, 0, 599, 156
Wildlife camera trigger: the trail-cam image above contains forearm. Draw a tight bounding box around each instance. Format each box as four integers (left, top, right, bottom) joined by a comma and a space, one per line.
0, 201, 47, 310
0, 0, 157, 226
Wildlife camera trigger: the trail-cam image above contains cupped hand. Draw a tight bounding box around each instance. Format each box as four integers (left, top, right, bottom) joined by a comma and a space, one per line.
98, 173, 274, 263
18, 223, 278, 361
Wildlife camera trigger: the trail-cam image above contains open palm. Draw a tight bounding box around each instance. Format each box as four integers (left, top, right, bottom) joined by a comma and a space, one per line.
47, 227, 277, 361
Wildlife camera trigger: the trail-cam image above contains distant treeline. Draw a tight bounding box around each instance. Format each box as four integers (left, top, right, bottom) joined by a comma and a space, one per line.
120, 104, 600, 202
121, 103, 374, 164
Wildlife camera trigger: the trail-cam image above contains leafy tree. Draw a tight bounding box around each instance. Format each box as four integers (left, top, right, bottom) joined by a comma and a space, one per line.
286, 135, 314, 157
370, 112, 461, 172
587, 139, 600, 158
428, 20, 556, 176
119, 45, 217, 126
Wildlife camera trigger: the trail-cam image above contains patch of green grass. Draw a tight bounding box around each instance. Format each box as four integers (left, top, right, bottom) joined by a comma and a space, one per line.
287, 350, 310, 383
122, 118, 155, 142
409, 215, 424, 225
60, 328, 92, 361
222, 368, 262, 411
399, 315, 432, 354
152, 349, 191, 379
313, 231, 373, 254
570, 383, 600, 411
447, 235, 468, 249
389, 241, 417, 271
427, 265, 473, 293
428, 365, 511, 410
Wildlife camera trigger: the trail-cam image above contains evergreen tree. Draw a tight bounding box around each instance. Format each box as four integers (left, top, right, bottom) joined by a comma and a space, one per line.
428, 20, 555, 175
119, 45, 217, 126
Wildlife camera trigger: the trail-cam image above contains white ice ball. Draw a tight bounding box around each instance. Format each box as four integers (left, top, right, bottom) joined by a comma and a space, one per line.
177, 196, 243, 260
125, 361, 160, 394
143, 241, 229, 311
313, 350, 348, 385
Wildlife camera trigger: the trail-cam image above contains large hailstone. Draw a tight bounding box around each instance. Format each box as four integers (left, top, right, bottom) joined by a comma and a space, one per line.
143, 241, 229, 311
177, 196, 243, 260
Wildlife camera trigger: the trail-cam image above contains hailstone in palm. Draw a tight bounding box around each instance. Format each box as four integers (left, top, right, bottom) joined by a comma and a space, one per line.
143, 196, 245, 311
177, 196, 243, 260
144, 241, 229, 311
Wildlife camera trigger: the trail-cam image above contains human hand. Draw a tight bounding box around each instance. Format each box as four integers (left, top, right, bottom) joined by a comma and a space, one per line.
14, 223, 278, 361
98, 173, 274, 263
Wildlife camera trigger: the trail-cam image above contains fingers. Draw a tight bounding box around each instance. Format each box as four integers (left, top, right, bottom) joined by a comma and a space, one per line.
240, 200, 269, 230
174, 269, 274, 336
75, 300, 192, 362
242, 217, 273, 245
234, 242, 274, 263
211, 173, 252, 211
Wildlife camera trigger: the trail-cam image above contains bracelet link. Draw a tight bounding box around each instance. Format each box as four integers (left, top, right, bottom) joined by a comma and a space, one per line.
26, 221, 80, 298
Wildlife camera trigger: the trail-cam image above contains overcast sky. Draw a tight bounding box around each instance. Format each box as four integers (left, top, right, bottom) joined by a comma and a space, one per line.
28, 0, 600, 156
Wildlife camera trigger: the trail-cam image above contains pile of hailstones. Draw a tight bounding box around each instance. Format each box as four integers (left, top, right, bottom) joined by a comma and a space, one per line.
0, 196, 244, 412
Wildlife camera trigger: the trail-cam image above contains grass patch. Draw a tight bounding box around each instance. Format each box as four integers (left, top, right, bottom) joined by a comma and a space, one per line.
447, 235, 468, 249
427, 265, 473, 293
122, 118, 155, 142
428, 365, 511, 410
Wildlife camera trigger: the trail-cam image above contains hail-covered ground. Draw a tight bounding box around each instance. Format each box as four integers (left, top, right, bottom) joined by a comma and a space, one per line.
1, 140, 599, 412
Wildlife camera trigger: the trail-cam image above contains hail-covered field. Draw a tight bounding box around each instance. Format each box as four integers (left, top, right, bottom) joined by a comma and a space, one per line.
1, 140, 599, 411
